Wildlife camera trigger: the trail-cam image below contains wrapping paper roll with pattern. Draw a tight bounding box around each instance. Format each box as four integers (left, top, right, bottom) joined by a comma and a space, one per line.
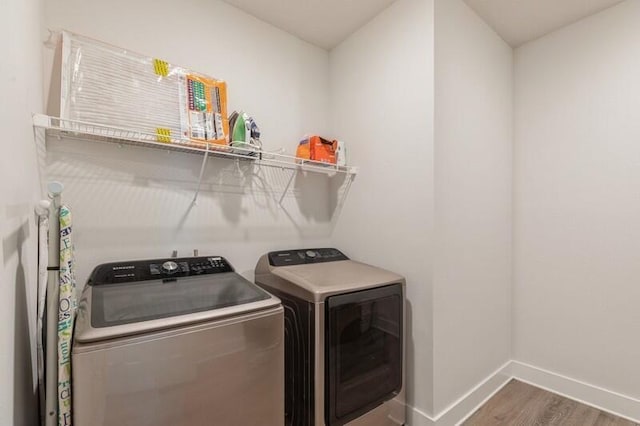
57, 206, 76, 426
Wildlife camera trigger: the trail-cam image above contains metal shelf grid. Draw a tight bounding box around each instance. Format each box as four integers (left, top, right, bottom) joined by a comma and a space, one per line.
33, 114, 358, 177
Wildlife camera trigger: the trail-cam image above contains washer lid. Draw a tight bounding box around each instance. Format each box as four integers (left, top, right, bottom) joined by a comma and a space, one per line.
75, 272, 279, 342
256, 253, 405, 302
93, 272, 270, 327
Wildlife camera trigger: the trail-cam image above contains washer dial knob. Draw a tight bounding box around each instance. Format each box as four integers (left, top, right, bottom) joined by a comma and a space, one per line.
162, 261, 179, 274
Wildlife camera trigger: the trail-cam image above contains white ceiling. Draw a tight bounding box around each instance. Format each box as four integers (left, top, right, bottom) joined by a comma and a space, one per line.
463, 0, 625, 47
222, 0, 626, 50
221, 0, 397, 50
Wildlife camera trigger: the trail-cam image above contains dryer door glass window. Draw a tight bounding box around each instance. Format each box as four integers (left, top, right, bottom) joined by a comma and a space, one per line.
325, 284, 403, 425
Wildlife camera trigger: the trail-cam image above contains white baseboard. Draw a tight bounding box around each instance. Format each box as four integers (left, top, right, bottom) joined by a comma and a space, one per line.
510, 361, 640, 424
406, 406, 435, 426
407, 361, 512, 426
435, 361, 512, 426
406, 360, 640, 425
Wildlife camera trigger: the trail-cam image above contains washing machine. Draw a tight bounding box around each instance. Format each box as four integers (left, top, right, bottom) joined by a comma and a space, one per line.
72, 255, 284, 426
255, 248, 406, 426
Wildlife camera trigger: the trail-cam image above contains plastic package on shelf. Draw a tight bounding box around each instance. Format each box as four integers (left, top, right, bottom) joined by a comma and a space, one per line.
59, 31, 229, 147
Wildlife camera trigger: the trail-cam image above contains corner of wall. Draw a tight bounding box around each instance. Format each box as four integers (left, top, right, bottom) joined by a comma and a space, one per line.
327, 0, 436, 417
432, 0, 514, 415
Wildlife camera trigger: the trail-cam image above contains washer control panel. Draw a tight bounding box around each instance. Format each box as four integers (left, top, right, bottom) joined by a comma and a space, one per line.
89, 256, 234, 285
268, 248, 348, 267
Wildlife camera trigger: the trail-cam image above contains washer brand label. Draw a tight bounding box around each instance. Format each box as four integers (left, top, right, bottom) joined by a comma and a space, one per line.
112, 265, 135, 270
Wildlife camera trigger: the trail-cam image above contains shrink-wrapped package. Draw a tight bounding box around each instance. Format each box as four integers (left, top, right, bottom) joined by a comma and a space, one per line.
60, 31, 228, 146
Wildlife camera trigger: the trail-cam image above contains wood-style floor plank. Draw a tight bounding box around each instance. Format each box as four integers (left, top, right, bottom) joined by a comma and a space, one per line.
463, 379, 639, 426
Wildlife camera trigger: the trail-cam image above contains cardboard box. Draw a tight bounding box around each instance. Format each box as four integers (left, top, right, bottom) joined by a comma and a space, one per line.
296, 135, 337, 164
310, 136, 337, 164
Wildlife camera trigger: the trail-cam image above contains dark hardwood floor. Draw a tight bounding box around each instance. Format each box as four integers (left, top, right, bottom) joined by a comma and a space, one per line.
463, 379, 639, 426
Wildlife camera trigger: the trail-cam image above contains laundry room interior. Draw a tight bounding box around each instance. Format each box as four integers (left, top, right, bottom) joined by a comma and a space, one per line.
2, 0, 640, 425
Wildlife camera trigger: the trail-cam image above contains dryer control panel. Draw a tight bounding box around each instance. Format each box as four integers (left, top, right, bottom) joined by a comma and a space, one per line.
88, 256, 234, 285
268, 248, 349, 267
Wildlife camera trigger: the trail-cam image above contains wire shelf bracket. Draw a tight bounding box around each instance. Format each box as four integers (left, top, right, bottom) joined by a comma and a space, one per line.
192, 144, 210, 205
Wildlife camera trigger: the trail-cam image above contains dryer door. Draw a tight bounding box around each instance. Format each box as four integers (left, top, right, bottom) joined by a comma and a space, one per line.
325, 284, 403, 426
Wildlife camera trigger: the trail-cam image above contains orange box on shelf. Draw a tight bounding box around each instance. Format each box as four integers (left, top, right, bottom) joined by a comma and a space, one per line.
296, 135, 338, 164
309, 136, 337, 164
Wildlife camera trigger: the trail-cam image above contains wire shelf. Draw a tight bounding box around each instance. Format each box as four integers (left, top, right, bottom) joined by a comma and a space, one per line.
33, 114, 358, 176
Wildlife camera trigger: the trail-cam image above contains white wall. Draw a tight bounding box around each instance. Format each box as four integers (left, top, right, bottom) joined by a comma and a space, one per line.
514, 0, 640, 400
0, 0, 44, 423
433, 0, 513, 415
43, 0, 337, 285
329, 0, 435, 419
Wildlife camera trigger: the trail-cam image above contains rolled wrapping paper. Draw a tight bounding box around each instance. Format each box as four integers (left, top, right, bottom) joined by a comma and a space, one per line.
57, 206, 76, 426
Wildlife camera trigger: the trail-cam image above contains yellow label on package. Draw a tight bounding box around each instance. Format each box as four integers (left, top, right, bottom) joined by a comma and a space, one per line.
156, 128, 171, 143
153, 59, 169, 77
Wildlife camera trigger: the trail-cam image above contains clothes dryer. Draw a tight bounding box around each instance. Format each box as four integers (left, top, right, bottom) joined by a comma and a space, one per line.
255, 248, 405, 426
